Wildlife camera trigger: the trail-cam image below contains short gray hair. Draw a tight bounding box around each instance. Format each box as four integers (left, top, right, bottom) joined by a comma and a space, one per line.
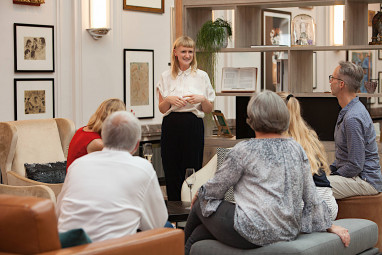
338, 61, 364, 93
101, 111, 141, 152
247, 90, 290, 134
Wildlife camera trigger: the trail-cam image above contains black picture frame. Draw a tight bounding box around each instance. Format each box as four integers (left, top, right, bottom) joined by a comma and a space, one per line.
123, 49, 154, 119
14, 78, 55, 120
14, 23, 55, 72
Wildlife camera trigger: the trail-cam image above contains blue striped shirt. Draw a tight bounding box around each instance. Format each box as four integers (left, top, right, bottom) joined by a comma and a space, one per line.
332, 97, 382, 192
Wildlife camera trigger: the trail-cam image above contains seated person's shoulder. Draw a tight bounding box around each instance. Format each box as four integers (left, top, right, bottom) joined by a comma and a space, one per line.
87, 138, 103, 153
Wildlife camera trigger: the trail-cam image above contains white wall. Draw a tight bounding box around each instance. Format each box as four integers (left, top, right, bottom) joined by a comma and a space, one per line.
0, 0, 173, 128
0, 2, 381, 126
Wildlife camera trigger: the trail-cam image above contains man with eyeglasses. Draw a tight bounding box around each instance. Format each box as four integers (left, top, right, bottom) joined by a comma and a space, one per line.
327, 61, 382, 199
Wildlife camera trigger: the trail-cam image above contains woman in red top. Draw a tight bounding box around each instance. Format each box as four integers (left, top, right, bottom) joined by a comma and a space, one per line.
66, 98, 126, 170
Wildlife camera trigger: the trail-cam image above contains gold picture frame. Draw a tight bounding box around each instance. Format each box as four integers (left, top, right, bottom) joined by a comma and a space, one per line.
123, 0, 164, 14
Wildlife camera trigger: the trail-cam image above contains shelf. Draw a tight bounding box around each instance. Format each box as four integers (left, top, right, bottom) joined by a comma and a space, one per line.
218, 45, 382, 53
184, 0, 381, 8
216, 92, 382, 97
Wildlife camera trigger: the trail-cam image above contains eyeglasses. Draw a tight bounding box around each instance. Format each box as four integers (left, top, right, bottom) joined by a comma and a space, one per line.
329, 75, 344, 83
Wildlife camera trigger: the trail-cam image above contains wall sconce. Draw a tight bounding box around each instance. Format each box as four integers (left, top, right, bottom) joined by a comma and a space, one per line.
333, 5, 344, 45
87, 0, 111, 40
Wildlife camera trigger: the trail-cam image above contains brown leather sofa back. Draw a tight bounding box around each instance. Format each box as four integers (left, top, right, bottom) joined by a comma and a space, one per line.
0, 194, 184, 255
0, 194, 61, 254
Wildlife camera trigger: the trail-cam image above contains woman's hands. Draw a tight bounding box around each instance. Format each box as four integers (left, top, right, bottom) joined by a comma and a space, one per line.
165, 96, 188, 108
183, 94, 206, 104
327, 224, 350, 247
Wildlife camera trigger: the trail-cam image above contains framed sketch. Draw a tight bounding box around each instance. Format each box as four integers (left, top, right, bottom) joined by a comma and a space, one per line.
124, 49, 154, 119
123, 0, 164, 13
379, 72, 382, 104
379, 50, 382, 60
14, 23, 54, 72
262, 10, 291, 91
348, 50, 375, 93
14, 78, 54, 120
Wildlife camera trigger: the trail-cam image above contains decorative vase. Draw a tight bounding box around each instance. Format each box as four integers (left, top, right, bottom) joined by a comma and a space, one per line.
291, 14, 315, 46
370, 7, 382, 45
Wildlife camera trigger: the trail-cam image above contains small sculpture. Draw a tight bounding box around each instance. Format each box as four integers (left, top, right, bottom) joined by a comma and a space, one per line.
370, 6, 382, 45
291, 14, 315, 46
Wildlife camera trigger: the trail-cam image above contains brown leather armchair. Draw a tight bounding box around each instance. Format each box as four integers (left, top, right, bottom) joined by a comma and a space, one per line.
0, 118, 75, 197
0, 194, 184, 255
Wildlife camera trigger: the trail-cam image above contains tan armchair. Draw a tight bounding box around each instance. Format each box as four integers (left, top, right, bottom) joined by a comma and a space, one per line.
0, 118, 75, 197
0, 194, 184, 255
0, 183, 56, 204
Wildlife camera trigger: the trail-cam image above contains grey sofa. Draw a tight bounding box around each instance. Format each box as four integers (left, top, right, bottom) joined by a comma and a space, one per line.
190, 219, 379, 255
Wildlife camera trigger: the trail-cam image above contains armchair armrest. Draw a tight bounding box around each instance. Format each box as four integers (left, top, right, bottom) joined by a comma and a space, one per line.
7, 171, 62, 198
181, 154, 217, 202
39, 228, 184, 255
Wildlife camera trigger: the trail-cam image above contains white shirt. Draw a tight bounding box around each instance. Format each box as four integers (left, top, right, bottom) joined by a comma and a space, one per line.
56, 148, 168, 242
157, 67, 216, 118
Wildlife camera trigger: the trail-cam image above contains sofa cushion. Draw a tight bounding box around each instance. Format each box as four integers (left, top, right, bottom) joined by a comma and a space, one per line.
12, 119, 66, 176
190, 218, 378, 255
25, 161, 66, 184
59, 228, 92, 248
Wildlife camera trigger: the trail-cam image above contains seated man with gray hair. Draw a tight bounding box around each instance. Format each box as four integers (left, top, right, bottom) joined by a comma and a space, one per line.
328, 61, 382, 199
56, 111, 168, 242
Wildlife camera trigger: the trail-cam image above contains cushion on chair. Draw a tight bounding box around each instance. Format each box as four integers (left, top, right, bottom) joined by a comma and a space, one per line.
216, 147, 235, 202
190, 218, 378, 255
11, 119, 66, 176
25, 161, 66, 184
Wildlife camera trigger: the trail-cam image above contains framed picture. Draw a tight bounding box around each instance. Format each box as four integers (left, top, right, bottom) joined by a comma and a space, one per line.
124, 49, 154, 119
313, 52, 317, 89
379, 72, 382, 104
368, 10, 376, 26
14, 23, 54, 72
212, 110, 233, 138
123, 0, 164, 13
262, 10, 291, 91
348, 50, 375, 93
14, 78, 54, 120
379, 50, 382, 60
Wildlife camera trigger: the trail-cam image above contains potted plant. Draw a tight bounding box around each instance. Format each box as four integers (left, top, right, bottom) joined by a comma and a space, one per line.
196, 18, 232, 88
196, 18, 232, 136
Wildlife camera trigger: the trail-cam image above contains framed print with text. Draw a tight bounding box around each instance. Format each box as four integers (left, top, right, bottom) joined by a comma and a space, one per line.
123, 0, 164, 13
14, 23, 54, 72
14, 78, 54, 120
124, 49, 154, 119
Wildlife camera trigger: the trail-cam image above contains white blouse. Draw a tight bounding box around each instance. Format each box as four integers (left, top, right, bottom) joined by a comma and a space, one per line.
156, 67, 216, 118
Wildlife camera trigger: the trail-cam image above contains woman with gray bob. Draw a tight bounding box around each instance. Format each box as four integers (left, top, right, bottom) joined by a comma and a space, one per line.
184, 91, 350, 254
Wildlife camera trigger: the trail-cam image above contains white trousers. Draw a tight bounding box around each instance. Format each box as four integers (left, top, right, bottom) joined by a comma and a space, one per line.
327, 175, 378, 199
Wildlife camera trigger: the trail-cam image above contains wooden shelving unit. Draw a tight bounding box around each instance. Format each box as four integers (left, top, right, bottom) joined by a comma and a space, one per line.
180, 0, 382, 95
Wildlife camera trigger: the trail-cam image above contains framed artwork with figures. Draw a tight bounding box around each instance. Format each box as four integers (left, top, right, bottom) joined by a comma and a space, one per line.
347, 50, 374, 93
14, 23, 54, 72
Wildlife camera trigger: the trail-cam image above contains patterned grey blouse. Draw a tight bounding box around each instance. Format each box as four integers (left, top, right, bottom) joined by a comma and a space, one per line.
198, 138, 332, 246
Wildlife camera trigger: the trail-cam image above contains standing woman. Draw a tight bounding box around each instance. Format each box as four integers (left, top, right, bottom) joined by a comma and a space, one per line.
157, 36, 215, 201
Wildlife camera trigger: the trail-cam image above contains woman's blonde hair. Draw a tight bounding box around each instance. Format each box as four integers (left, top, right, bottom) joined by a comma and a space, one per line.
87, 98, 126, 135
171, 36, 197, 79
277, 92, 330, 175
